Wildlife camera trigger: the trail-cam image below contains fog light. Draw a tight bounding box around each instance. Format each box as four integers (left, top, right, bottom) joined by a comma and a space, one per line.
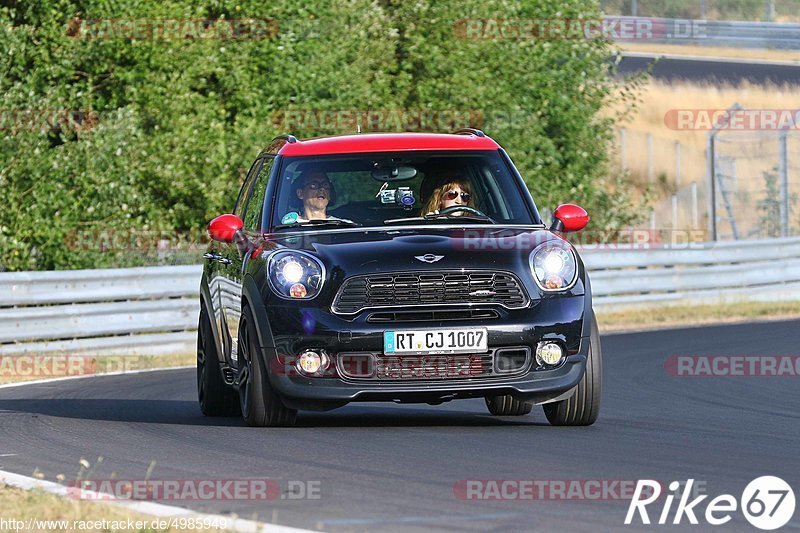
296, 350, 330, 376
536, 341, 564, 366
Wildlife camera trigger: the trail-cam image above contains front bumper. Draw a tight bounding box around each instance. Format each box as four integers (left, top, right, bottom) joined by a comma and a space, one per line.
261, 295, 589, 409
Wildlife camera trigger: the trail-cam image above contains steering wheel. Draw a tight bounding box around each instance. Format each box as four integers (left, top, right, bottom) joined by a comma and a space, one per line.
438, 205, 490, 218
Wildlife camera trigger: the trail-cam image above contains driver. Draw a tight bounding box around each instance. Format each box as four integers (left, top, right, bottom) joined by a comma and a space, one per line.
420, 176, 473, 216
292, 170, 336, 221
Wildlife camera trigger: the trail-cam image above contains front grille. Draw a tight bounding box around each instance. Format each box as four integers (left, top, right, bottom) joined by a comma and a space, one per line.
332, 270, 528, 315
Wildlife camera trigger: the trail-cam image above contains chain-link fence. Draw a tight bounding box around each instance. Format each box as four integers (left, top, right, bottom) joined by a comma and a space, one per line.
600, 0, 800, 22
711, 130, 800, 240
615, 124, 800, 242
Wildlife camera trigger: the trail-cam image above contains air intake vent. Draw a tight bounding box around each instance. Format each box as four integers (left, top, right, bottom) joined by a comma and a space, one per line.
332, 270, 528, 315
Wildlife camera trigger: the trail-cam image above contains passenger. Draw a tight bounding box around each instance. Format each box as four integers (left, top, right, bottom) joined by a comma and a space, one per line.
420, 176, 473, 216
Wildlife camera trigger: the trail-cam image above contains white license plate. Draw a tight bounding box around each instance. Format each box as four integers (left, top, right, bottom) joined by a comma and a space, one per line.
383, 328, 488, 355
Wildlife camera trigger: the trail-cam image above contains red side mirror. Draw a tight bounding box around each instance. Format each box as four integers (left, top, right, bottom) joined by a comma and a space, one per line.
208, 214, 244, 243
551, 204, 589, 233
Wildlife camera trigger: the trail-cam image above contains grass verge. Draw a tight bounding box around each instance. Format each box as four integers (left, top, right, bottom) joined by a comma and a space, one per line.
0, 485, 219, 532
619, 42, 800, 63
597, 300, 800, 333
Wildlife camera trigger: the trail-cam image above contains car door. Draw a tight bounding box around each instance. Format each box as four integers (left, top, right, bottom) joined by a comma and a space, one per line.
208, 158, 263, 366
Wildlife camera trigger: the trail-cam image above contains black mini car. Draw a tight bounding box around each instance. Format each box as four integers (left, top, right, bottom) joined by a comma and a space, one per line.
198, 130, 601, 427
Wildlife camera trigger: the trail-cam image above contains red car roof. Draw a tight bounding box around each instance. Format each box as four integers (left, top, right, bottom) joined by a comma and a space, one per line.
277, 132, 500, 156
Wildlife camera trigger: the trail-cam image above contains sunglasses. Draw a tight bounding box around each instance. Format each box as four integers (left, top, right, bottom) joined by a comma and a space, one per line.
445, 190, 471, 202
304, 181, 331, 190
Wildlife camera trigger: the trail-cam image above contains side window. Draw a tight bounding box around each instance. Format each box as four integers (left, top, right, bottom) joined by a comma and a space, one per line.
243, 158, 275, 231
233, 159, 264, 219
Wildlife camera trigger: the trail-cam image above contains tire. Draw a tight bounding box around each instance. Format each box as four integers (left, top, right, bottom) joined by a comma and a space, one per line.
543, 312, 602, 426
238, 305, 297, 427
485, 395, 534, 416
197, 305, 240, 416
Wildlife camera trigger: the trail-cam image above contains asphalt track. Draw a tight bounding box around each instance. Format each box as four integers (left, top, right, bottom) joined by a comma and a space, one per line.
617, 53, 800, 84
0, 320, 798, 532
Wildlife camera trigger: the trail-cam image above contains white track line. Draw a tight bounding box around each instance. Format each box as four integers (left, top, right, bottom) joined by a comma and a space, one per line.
0, 365, 194, 390
0, 366, 317, 532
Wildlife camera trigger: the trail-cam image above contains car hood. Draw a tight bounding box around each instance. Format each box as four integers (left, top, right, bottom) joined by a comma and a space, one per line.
261, 226, 573, 280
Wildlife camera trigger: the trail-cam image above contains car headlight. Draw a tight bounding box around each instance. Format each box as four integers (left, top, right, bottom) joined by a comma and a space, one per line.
529, 240, 578, 292
267, 251, 325, 299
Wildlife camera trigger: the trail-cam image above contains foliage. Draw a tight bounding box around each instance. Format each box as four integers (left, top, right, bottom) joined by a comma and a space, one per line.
1, 0, 641, 270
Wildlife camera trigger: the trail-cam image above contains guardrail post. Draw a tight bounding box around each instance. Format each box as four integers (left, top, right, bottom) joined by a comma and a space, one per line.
671, 194, 679, 230
631, 0, 638, 17
691, 181, 699, 229
675, 141, 681, 188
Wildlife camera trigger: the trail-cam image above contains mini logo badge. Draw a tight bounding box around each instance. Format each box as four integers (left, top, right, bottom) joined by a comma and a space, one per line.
469, 290, 496, 297
415, 254, 444, 263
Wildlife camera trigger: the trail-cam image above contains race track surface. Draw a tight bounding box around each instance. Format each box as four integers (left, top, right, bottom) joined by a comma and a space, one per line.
1, 320, 798, 532
617, 54, 800, 84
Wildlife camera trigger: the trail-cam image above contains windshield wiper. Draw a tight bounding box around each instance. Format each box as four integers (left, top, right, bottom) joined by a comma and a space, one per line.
383, 214, 495, 225
273, 219, 360, 231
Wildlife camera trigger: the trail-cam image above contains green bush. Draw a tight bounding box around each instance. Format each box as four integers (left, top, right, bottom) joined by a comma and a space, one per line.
1, 0, 639, 271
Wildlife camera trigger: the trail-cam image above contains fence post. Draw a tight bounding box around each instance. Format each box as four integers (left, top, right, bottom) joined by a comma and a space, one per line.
765, 0, 776, 21
779, 129, 789, 237
671, 194, 678, 230
674, 141, 681, 188
700, 0, 707, 18
647, 133, 653, 182
707, 133, 717, 241
691, 181, 698, 229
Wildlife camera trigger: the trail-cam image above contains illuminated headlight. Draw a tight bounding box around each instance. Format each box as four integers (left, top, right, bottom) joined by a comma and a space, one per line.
268, 251, 325, 299
529, 240, 578, 291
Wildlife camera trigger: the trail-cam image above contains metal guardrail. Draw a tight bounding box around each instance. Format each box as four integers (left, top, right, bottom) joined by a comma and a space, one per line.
2, 237, 799, 354
614, 16, 800, 50
0, 265, 201, 356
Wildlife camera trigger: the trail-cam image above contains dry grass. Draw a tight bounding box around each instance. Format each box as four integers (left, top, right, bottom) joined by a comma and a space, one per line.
608, 80, 800, 232
0, 353, 195, 385
620, 42, 800, 63
0, 485, 217, 532
597, 300, 800, 333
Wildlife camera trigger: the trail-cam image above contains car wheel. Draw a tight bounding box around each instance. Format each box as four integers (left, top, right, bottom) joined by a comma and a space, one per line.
197, 305, 240, 416
485, 395, 533, 416
543, 312, 602, 426
238, 305, 297, 427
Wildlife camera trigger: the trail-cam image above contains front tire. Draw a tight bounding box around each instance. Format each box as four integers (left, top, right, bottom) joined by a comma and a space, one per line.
238, 305, 297, 427
485, 395, 533, 416
197, 305, 240, 416
543, 312, 602, 426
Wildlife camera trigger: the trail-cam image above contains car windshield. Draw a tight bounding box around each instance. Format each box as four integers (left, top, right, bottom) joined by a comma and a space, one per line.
270, 151, 538, 230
